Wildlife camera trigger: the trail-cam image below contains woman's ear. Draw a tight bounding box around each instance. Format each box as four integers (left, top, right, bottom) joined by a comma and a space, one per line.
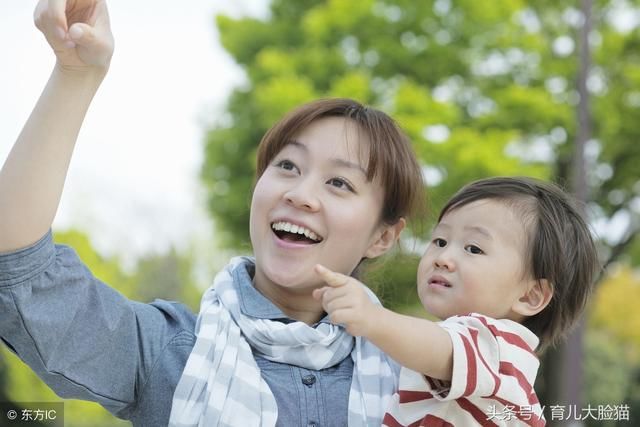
513, 279, 553, 317
365, 218, 406, 259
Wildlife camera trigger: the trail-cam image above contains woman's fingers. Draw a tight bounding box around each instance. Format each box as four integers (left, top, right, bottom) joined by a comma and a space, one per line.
43, 0, 68, 30
69, 21, 113, 66
34, 0, 69, 48
34, 0, 114, 69
68, 23, 84, 42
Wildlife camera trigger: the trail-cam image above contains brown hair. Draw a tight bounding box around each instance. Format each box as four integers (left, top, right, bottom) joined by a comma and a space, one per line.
438, 176, 599, 351
256, 98, 425, 226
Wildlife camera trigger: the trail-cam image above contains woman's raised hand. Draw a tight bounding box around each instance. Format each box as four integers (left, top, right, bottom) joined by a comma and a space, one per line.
34, 0, 114, 72
0, 1, 115, 252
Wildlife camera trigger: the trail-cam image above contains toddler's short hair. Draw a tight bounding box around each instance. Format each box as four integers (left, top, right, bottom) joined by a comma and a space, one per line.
439, 176, 599, 350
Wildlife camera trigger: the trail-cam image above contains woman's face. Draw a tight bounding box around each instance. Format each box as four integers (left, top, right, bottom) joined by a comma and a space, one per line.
250, 116, 396, 304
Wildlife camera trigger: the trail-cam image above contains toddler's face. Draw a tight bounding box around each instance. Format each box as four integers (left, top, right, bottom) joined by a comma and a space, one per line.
417, 199, 534, 321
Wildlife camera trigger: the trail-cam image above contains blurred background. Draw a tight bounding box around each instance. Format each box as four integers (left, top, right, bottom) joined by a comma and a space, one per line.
1, 0, 639, 426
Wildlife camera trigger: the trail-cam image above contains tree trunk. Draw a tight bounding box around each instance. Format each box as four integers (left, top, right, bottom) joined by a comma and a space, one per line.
545, 1, 592, 426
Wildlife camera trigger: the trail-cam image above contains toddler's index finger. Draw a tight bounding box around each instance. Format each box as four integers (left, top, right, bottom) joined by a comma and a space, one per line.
312, 287, 327, 301
314, 264, 350, 288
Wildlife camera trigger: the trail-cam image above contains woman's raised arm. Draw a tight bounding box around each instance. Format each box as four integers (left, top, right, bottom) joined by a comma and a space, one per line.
0, 0, 114, 252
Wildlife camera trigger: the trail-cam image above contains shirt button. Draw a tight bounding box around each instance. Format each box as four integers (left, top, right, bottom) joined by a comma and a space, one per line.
302, 374, 316, 386
308, 423, 317, 427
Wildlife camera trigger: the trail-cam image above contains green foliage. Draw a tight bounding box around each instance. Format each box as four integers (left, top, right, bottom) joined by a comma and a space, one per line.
205, 0, 639, 260
583, 330, 633, 427
360, 249, 421, 311
584, 266, 640, 425
589, 266, 640, 355
132, 247, 200, 311
203, 0, 640, 415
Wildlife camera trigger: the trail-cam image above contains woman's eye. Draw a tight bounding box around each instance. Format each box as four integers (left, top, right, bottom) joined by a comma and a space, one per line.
327, 177, 355, 192
465, 245, 484, 255
433, 238, 447, 247
276, 159, 298, 172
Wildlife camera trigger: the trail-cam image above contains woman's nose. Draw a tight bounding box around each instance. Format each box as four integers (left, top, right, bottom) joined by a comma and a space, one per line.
284, 179, 320, 212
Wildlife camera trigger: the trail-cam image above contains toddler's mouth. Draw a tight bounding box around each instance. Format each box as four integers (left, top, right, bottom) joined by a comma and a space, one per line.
429, 276, 452, 288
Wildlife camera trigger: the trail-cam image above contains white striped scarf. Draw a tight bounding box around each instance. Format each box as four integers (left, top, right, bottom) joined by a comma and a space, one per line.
169, 257, 398, 427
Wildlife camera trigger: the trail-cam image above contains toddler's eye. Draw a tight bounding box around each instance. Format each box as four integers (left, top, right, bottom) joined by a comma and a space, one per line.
433, 238, 447, 247
465, 245, 484, 255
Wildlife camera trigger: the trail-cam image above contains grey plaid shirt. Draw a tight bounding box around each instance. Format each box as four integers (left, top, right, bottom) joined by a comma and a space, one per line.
0, 232, 358, 427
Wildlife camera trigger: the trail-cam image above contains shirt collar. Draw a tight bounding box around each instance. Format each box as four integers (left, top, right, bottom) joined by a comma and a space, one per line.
232, 259, 332, 325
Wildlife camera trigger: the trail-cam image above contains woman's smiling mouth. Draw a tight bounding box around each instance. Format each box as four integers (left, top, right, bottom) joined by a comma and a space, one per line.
271, 221, 323, 244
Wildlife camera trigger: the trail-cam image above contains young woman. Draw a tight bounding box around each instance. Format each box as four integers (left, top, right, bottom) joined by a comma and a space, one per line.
0, 1, 425, 426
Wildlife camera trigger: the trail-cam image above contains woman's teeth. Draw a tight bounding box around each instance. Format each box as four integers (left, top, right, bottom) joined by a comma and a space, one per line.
271, 221, 322, 242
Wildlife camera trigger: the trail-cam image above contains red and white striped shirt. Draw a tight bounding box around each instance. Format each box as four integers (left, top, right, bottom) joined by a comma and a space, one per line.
383, 314, 545, 427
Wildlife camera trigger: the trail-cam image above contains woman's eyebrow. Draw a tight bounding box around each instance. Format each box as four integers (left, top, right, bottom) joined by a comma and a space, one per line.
330, 157, 367, 176
288, 139, 367, 176
286, 140, 306, 151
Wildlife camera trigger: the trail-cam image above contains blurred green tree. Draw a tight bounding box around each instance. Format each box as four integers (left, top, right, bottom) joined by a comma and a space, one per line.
203, 0, 640, 420
584, 266, 640, 426
132, 247, 201, 311
204, 0, 639, 263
